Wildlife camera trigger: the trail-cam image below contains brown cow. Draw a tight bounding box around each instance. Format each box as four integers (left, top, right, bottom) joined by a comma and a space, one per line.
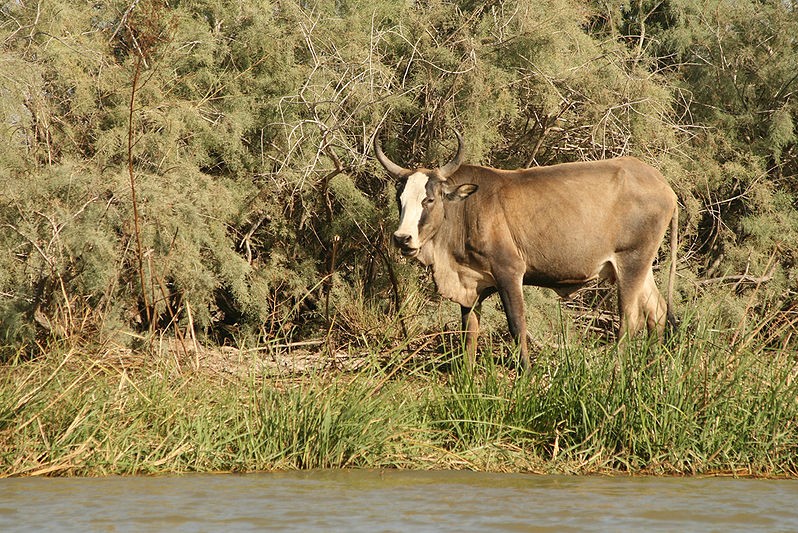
375, 131, 678, 369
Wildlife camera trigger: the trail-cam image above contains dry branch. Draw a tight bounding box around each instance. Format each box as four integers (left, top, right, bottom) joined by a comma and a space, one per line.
696, 272, 775, 287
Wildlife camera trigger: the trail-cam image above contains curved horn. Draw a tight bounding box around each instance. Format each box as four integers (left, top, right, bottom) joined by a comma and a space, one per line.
438, 129, 465, 179
373, 131, 409, 178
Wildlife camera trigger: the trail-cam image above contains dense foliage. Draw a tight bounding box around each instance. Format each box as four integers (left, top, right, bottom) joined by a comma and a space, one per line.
1, 0, 797, 355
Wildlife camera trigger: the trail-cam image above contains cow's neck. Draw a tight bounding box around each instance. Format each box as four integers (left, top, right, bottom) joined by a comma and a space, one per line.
416, 207, 481, 308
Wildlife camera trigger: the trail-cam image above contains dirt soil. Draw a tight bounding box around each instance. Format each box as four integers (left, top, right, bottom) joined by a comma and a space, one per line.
98, 336, 370, 380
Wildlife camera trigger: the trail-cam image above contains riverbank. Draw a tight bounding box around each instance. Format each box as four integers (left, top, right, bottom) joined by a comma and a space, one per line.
3, 319, 797, 478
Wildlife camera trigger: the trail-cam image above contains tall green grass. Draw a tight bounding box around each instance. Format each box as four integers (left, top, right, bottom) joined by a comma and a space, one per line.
0, 349, 433, 476
1, 313, 796, 477
431, 319, 798, 476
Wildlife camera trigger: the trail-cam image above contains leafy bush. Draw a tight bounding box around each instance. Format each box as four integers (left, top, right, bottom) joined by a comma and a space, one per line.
1, 0, 797, 356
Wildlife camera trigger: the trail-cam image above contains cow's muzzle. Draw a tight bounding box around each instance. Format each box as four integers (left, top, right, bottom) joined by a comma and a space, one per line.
392, 233, 418, 257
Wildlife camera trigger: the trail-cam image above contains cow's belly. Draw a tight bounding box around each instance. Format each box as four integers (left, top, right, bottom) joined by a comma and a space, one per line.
523, 259, 616, 297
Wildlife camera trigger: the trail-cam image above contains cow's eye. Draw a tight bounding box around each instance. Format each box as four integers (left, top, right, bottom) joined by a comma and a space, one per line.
422, 197, 434, 207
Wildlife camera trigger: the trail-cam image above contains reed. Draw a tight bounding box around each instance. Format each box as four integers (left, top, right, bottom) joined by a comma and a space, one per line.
0, 348, 431, 476
431, 317, 798, 476
1, 312, 796, 477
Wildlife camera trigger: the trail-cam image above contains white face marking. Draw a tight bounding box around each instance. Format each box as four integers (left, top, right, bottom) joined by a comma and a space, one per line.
395, 172, 429, 249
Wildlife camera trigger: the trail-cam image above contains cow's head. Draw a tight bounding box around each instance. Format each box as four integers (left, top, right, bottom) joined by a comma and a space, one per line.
374, 130, 478, 257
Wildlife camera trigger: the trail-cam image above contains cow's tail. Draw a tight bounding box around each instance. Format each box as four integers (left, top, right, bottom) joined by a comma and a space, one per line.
666, 203, 679, 336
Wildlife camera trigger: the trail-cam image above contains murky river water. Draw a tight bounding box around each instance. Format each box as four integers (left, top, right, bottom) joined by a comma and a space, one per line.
1, 469, 796, 532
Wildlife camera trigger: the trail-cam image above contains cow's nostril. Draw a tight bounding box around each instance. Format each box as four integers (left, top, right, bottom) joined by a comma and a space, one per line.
393, 233, 411, 247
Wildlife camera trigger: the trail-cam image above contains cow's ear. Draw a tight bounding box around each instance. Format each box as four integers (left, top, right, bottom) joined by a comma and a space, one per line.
444, 183, 478, 201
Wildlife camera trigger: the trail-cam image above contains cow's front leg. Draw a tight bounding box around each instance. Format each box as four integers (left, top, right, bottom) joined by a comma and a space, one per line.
460, 304, 480, 369
497, 278, 530, 370
460, 289, 496, 369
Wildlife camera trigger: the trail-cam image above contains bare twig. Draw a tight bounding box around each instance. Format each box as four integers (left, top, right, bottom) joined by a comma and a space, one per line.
730, 247, 780, 347
696, 271, 775, 287
127, 52, 151, 327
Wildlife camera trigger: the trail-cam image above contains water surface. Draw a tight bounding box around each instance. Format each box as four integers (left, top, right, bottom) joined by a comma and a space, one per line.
2, 470, 796, 532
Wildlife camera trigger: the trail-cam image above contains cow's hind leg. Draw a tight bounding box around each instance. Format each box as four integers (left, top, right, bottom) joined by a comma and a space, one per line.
641, 269, 668, 339
615, 263, 649, 343
617, 264, 668, 344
